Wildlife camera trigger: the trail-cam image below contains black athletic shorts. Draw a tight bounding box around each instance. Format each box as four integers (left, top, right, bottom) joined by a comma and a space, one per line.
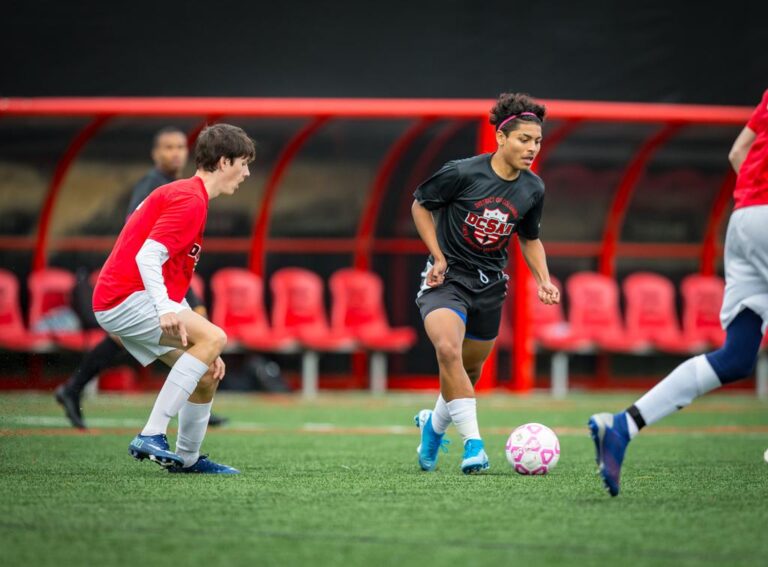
415, 261, 509, 341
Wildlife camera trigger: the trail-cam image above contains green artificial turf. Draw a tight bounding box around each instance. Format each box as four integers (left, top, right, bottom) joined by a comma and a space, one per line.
1, 392, 766, 567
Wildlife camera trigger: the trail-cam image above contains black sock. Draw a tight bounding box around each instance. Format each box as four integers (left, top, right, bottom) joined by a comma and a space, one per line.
66, 337, 123, 395
627, 404, 646, 431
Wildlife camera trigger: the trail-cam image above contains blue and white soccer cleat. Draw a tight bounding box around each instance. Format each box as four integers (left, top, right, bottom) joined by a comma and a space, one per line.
414, 409, 449, 471
588, 412, 631, 497
461, 438, 489, 474
128, 433, 184, 468
168, 455, 240, 474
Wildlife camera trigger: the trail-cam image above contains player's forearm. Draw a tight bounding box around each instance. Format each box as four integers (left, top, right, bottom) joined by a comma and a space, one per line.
729, 126, 756, 174
411, 200, 445, 261
730, 148, 749, 174
519, 237, 551, 285
135, 239, 176, 316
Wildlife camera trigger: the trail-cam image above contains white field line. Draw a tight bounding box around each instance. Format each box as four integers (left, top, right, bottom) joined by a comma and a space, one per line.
2, 416, 767, 437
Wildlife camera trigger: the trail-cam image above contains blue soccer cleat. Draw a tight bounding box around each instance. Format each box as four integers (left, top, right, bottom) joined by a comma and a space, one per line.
168, 455, 240, 474
414, 409, 449, 471
128, 433, 184, 468
461, 438, 489, 474
588, 412, 631, 497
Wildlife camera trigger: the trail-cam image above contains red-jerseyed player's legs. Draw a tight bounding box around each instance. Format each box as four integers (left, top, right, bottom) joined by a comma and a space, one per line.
137, 309, 226, 439
151, 312, 231, 470
159, 308, 227, 369
159, 348, 220, 404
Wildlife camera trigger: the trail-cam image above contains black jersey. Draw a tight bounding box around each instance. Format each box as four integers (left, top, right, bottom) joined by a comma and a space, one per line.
414, 153, 545, 273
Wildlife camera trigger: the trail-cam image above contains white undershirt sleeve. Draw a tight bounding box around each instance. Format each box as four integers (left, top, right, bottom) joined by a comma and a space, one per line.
135, 239, 176, 316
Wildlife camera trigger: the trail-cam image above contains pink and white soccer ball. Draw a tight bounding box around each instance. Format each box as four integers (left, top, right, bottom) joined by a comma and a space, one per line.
505, 423, 560, 475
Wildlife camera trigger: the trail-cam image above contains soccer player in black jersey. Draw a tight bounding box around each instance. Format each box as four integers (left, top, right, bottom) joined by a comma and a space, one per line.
412, 93, 560, 474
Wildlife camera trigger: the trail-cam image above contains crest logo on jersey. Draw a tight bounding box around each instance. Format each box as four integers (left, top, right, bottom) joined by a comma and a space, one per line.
464, 208, 514, 245
188, 243, 202, 267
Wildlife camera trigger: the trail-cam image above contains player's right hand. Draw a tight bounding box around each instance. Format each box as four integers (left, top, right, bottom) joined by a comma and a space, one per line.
211, 356, 226, 380
427, 257, 447, 287
159, 312, 188, 347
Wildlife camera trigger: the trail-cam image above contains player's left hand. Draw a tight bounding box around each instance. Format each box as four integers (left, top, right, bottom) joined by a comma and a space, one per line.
537, 281, 561, 305
211, 356, 226, 381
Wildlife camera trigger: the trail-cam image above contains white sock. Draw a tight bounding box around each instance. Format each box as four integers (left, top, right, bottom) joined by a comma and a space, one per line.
431, 394, 452, 434
446, 398, 480, 444
176, 400, 212, 467
141, 353, 209, 436
634, 354, 721, 428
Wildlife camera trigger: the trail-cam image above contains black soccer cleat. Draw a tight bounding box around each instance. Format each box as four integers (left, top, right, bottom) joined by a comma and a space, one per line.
208, 413, 229, 427
54, 385, 86, 429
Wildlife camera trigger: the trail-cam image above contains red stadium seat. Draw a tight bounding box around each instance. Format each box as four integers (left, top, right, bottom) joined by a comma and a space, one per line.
492, 276, 573, 396
271, 268, 357, 396
329, 268, 416, 351
621, 272, 689, 353
329, 268, 417, 392
0, 269, 51, 351
534, 272, 629, 397
678, 274, 726, 349
28, 268, 103, 351
210, 268, 297, 352
529, 275, 591, 397
536, 272, 628, 352
271, 268, 356, 350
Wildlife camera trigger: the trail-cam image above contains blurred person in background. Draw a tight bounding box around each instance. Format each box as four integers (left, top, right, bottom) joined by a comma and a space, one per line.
55, 126, 228, 429
589, 88, 768, 497
411, 92, 560, 474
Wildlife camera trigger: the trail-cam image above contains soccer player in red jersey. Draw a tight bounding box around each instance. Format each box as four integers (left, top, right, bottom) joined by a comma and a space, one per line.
590, 89, 768, 496
55, 127, 227, 430
93, 123, 255, 474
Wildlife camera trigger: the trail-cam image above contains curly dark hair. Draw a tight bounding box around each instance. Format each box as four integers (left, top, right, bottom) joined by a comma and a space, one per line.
195, 123, 256, 172
489, 93, 546, 134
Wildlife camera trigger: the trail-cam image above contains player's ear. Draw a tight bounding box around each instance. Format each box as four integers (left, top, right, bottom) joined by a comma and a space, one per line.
495, 128, 508, 146
217, 156, 228, 171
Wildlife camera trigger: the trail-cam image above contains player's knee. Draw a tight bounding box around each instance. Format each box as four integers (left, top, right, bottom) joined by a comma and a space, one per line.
215, 327, 228, 351
434, 339, 461, 365
202, 326, 227, 354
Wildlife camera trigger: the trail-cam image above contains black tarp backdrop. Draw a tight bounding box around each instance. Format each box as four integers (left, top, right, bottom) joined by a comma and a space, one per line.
2, 0, 765, 104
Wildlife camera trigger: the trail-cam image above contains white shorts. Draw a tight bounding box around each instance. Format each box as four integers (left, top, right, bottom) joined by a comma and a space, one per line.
720, 205, 768, 334
94, 291, 190, 366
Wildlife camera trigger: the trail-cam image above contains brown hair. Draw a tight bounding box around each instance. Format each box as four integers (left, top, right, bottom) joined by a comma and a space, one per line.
195, 123, 256, 172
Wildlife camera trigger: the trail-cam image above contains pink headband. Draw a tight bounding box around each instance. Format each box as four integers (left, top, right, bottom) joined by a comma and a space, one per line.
496, 112, 539, 131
